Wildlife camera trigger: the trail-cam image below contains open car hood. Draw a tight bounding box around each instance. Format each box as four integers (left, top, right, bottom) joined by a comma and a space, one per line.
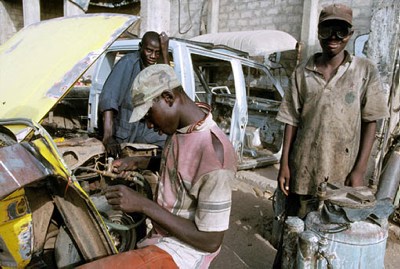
190, 30, 298, 56
0, 14, 138, 126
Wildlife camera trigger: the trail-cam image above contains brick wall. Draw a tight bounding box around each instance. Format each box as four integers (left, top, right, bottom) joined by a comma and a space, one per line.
218, 0, 303, 40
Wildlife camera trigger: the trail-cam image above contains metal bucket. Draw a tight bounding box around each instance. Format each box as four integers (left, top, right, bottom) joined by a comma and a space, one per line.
297, 211, 388, 269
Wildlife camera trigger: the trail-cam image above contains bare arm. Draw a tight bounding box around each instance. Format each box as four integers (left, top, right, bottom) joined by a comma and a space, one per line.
105, 185, 224, 253
159, 32, 170, 64
278, 124, 298, 196
102, 110, 121, 156
345, 121, 377, 187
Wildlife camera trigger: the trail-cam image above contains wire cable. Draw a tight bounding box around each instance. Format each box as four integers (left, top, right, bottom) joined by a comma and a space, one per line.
178, 0, 193, 34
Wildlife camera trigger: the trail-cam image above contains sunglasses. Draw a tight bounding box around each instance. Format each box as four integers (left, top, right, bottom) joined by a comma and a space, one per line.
318, 26, 352, 40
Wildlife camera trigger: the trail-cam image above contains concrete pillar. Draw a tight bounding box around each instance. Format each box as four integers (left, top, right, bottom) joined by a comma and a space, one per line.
22, 0, 40, 27
64, 0, 85, 17
300, 0, 319, 61
207, 0, 219, 33
140, 0, 171, 36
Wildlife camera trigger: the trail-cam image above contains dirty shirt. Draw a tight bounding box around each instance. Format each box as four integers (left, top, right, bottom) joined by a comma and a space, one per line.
98, 52, 166, 147
138, 104, 237, 268
277, 52, 389, 195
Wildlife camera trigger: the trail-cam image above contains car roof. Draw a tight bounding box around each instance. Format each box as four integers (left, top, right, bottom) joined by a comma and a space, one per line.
190, 30, 298, 56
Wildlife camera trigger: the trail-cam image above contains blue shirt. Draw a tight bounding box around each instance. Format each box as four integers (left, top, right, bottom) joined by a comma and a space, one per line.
99, 51, 166, 147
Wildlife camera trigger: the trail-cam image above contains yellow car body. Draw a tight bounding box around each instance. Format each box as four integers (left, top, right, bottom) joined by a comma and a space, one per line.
0, 189, 32, 268
0, 14, 138, 268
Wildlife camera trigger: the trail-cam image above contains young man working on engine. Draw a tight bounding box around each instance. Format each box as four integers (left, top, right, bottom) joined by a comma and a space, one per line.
79, 64, 237, 268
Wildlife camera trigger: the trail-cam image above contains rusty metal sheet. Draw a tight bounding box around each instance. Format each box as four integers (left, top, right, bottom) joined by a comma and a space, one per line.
56, 137, 105, 170
0, 143, 51, 199
0, 14, 138, 134
52, 184, 117, 259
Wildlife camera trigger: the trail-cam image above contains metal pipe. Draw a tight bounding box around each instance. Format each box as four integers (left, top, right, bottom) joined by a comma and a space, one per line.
297, 231, 319, 269
376, 148, 400, 201
281, 216, 304, 269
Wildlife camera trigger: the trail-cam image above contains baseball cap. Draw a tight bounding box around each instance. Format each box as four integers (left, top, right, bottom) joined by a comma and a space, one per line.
319, 4, 353, 26
129, 64, 181, 123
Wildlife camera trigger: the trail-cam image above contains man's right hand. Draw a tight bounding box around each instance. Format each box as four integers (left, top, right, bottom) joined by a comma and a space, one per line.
103, 136, 121, 157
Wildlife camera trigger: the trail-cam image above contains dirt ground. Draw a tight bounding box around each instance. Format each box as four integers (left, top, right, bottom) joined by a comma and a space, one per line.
210, 168, 400, 268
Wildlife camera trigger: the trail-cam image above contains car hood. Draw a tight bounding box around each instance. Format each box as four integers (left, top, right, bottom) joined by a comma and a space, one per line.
0, 14, 138, 126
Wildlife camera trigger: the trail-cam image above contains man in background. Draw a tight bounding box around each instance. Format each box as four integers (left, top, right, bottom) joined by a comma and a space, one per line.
99, 31, 169, 157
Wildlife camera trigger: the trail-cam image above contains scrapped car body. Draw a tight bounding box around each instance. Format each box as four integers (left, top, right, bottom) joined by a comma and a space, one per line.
0, 119, 118, 268
0, 14, 141, 268
87, 32, 299, 169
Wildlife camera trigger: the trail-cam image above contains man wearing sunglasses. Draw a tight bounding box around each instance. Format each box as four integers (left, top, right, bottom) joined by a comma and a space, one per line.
276, 3, 389, 218
272, 4, 389, 268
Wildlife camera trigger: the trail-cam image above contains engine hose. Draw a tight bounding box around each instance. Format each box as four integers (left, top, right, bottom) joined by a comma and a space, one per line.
317, 223, 350, 234
73, 166, 145, 187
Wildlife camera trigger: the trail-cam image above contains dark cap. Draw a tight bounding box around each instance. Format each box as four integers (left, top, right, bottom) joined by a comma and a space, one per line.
319, 4, 353, 26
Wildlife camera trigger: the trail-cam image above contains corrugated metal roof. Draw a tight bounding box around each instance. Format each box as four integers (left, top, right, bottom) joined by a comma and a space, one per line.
190, 30, 298, 56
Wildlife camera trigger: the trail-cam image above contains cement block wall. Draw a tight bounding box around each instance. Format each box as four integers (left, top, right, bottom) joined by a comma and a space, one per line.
218, 0, 303, 39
